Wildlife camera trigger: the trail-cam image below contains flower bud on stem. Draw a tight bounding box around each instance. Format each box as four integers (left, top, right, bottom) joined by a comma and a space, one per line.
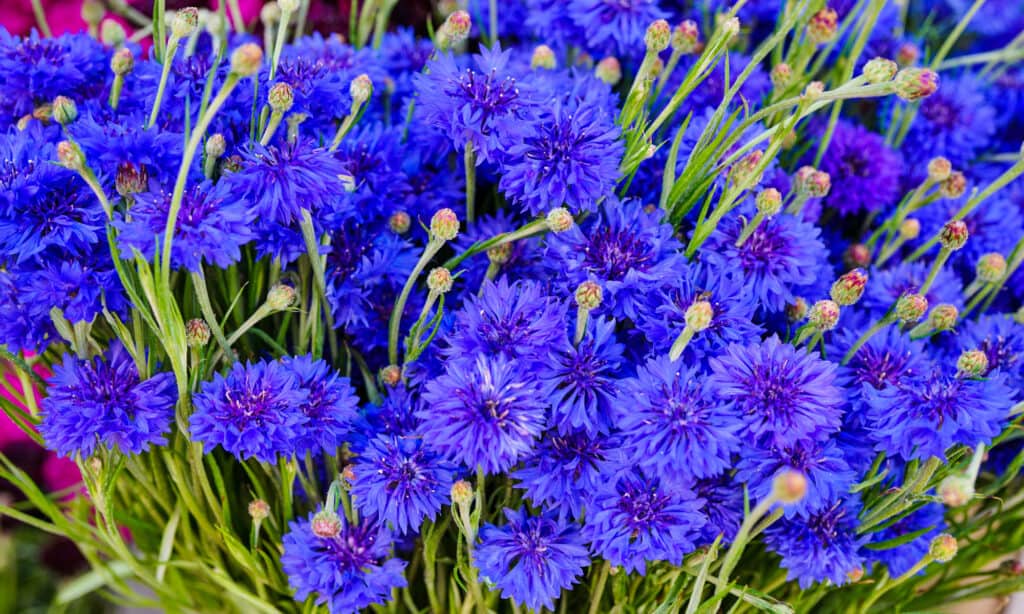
329, 74, 373, 152
669, 300, 712, 360
574, 282, 603, 346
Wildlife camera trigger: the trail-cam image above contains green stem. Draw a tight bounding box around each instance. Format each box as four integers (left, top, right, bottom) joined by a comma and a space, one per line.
587, 561, 611, 614
574, 306, 590, 346
388, 241, 443, 365
465, 142, 477, 223
669, 326, 695, 361
269, 8, 293, 83
30, 0, 52, 37
930, 0, 986, 69
489, 0, 499, 45
842, 314, 894, 365
919, 249, 951, 295
735, 211, 766, 247
226, 0, 245, 32
109, 75, 125, 110
190, 270, 234, 362
258, 111, 284, 145
147, 36, 181, 128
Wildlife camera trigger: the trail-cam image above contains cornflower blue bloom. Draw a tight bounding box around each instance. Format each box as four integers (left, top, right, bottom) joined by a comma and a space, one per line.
0, 268, 52, 351
220, 139, 350, 224
332, 123, 405, 215
379, 28, 435, 102
452, 212, 543, 296
584, 468, 706, 573
865, 502, 945, 576
616, 356, 742, 482
39, 343, 177, 458
414, 45, 538, 164
897, 73, 996, 169
636, 263, 762, 363
282, 508, 407, 613
500, 96, 622, 216
23, 255, 128, 325
703, 213, 828, 312
282, 355, 360, 456
765, 500, 866, 589
915, 195, 1024, 275
708, 336, 844, 447
350, 435, 457, 534
538, 317, 624, 436
477, 508, 591, 611
694, 476, 744, 545
955, 314, 1024, 380
190, 360, 309, 462
419, 355, 548, 474
443, 278, 568, 365
568, 0, 668, 58
545, 199, 686, 320
524, 0, 582, 46
115, 181, 254, 272
351, 385, 421, 453
833, 326, 930, 392
68, 110, 185, 188
864, 368, 1014, 461
861, 262, 963, 317
513, 428, 618, 520
736, 437, 856, 516
0, 30, 107, 120
815, 119, 903, 216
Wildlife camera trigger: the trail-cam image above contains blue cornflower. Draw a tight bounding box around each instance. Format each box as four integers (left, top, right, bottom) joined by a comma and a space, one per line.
568, 0, 668, 57
0, 30, 107, 120
584, 468, 706, 573
282, 508, 407, 613
545, 199, 686, 320
39, 343, 177, 458
524, 0, 582, 46
115, 180, 254, 272
332, 123, 405, 215
190, 360, 309, 463
444, 278, 568, 365
452, 212, 543, 296
736, 437, 856, 517
477, 508, 591, 611
694, 476, 744, 545
414, 45, 538, 164
861, 261, 963, 317
0, 268, 52, 351
708, 336, 844, 447
538, 317, 624, 436
636, 263, 762, 363
500, 98, 622, 216
379, 28, 435, 103
765, 500, 866, 589
865, 501, 945, 576
897, 73, 996, 169
864, 368, 1014, 461
220, 139, 350, 224
834, 326, 930, 392
351, 385, 421, 453
513, 429, 618, 520
326, 225, 418, 330
419, 355, 548, 474
703, 213, 829, 312
616, 356, 742, 482
68, 110, 185, 188
815, 119, 903, 216
282, 355, 360, 456
23, 255, 128, 325
955, 314, 1024, 380
351, 435, 457, 535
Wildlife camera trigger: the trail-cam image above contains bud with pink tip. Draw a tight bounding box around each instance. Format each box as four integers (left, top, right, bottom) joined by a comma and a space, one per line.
52, 96, 77, 125
672, 20, 700, 53
531, 45, 556, 70
929, 304, 959, 331
430, 208, 460, 242
437, 10, 471, 49
976, 253, 1006, 283
685, 300, 713, 332
267, 284, 297, 311
929, 534, 957, 562
311, 509, 342, 538
830, 269, 868, 306
171, 7, 200, 39
771, 63, 793, 88
57, 140, 85, 171
186, 318, 211, 347
927, 157, 952, 182
756, 188, 783, 217
893, 68, 938, 101
111, 48, 134, 76
248, 499, 270, 521
268, 82, 294, 113
575, 281, 603, 311
863, 57, 897, 83
896, 293, 928, 324
807, 7, 838, 44
808, 299, 840, 331
644, 19, 672, 52
350, 74, 373, 107
230, 43, 263, 77
957, 349, 989, 377
897, 42, 920, 67
773, 471, 807, 504
595, 57, 622, 85
546, 207, 574, 233
938, 475, 974, 507
939, 220, 968, 251
451, 480, 473, 505
844, 243, 871, 269
380, 365, 402, 387
940, 171, 967, 199
427, 267, 453, 294
786, 298, 808, 323
728, 150, 764, 189
389, 211, 411, 235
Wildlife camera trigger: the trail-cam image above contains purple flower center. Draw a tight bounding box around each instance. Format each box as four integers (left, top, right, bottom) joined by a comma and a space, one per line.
920, 97, 959, 128
617, 481, 671, 534
453, 69, 521, 132
583, 227, 652, 280
852, 347, 915, 389
321, 524, 379, 571
806, 503, 847, 545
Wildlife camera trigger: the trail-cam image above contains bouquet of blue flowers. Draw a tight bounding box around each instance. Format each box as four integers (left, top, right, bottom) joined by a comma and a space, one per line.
1, 0, 1024, 611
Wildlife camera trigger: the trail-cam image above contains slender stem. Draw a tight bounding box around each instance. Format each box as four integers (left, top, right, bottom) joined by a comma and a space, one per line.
735, 211, 766, 247
190, 270, 234, 362
258, 111, 284, 146
841, 315, 893, 365
715, 494, 780, 598
269, 9, 293, 83
574, 306, 590, 346
329, 112, 360, 152
489, 0, 498, 45
465, 142, 477, 223
109, 75, 125, 110
294, 0, 310, 41
147, 37, 181, 129
669, 327, 695, 361
930, 0, 986, 69
587, 562, 611, 614
225, 0, 245, 32
226, 304, 274, 347
919, 249, 951, 295
30, 0, 52, 37
388, 242, 443, 365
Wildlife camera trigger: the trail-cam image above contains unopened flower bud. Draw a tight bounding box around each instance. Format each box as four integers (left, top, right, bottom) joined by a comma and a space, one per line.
720, 16, 740, 38
863, 57, 897, 83
682, 300, 712, 332
957, 349, 989, 377
427, 267, 453, 294
267, 284, 297, 311
729, 150, 764, 189
52, 96, 77, 125
311, 509, 342, 538
786, 297, 808, 323
230, 43, 263, 76
222, 155, 242, 173
773, 471, 807, 504
487, 242, 513, 265
976, 253, 1006, 283
546, 207, 574, 233
807, 7, 838, 44
844, 243, 871, 269
278, 0, 301, 12
268, 82, 294, 112
171, 7, 200, 38
929, 304, 959, 331
894, 68, 939, 101
940, 171, 966, 199
896, 293, 928, 324
896, 42, 920, 67
430, 208, 459, 242
349, 74, 373, 107
672, 20, 700, 53
803, 81, 825, 101
260, 2, 281, 24
116, 161, 148, 196
649, 57, 665, 79
847, 567, 865, 583
56, 140, 85, 171
437, 10, 471, 48
101, 19, 126, 47
595, 57, 622, 85
81, 0, 104, 25
939, 219, 968, 251
575, 281, 603, 311
451, 480, 473, 505
831, 269, 867, 306
531, 45, 556, 70
927, 157, 952, 182
380, 365, 402, 387
205, 133, 226, 159
186, 318, 211, 347
389, 211, 411, 234
808, 299, 840, 331
111, 48, 134, 76
929, 534, 958, 563
341, 464, 356, 484
770, 63, 792, 88
32, 103, 52, 123
900, 218, 921, 240
248, 499, 270, 521
644, 19, 671, 52
756, 188, 782, 217
794, 165, 831, 198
